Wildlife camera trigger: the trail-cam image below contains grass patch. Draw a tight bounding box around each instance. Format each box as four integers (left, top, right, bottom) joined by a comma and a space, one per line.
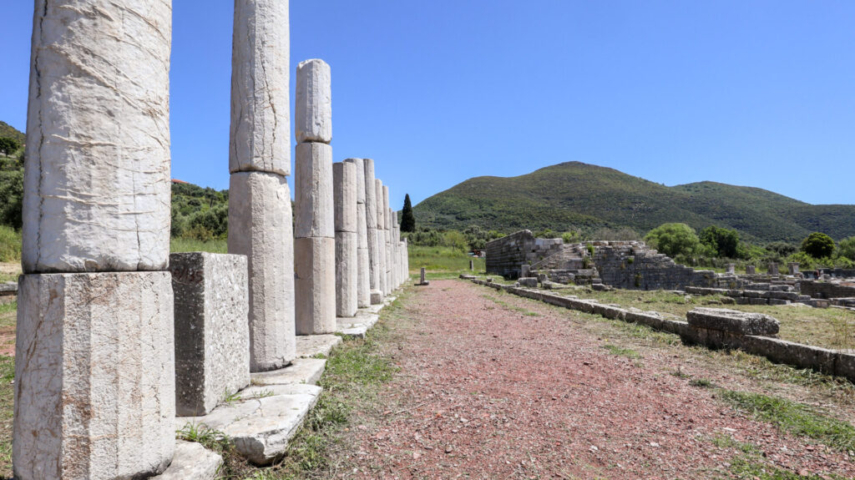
170, 237, 227, 254
721, 390, 855, 451
689, 378, 715, 388
709, 434, 759, 454
0, 303, 14, 316
0, 355, 14, 478
602, 344, 640, 359
0, 227, 20, 264
408, 245, 484, 275
481, 293, 540, 317
729, 456, 847, 479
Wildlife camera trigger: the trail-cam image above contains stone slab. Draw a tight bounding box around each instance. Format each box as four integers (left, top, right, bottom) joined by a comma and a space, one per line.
295, 237, 337, 334
687, 308, 780, 335
296, 334, 342, 358
370, 290, 384, 305
22, 0, 171, 274
337, 312, 380, 339
170, 252, 251, 417
229, 0, 291, 176
250, 358, 327, 387
177, 384, 322, 465
229, 172, 296, 371
14, 272, 175, 479
154, 441, 222, 480
295, 142, 334, 238
295, 59, 332, 144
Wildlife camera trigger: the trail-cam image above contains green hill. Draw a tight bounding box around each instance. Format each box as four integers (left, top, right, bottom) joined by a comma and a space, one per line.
413, 162, 855, 242
0, 121, 25, 145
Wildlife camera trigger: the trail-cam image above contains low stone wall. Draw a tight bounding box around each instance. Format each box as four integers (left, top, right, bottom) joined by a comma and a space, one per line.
485, 230, 564, 279
800, 280, 855, 299
469, 278, 855, 383
685, 286, 808, 306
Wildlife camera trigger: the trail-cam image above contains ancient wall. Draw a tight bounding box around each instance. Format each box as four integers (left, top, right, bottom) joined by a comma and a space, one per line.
592, 242, 725, 291
486, 231, 565, 278
800, 280, 855, 299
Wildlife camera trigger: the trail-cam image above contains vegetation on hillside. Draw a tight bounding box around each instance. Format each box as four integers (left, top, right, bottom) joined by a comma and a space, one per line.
413, 162, 855, 243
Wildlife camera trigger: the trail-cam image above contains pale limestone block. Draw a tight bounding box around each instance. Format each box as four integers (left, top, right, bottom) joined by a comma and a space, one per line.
228, 172, 296, 372
336, 231, 358, 317
376, 179, 387, 296
295, 237, 337, 334
333, 162, 357, 233
230, 0, 291, 175
295, 142, 334, 238
344, 158, 366, 203
169, 253, 251, 416
295, 59, 332, 144
14, 272, 175, 480
154, 441, 223, 480
356, 241, 371, 308
22, 0, 172, 274
364, 159, 380, 293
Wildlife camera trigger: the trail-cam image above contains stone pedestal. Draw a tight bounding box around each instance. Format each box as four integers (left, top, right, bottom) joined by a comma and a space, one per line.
788, 263, 800, 275
229, 172, 295, 372
726, 264, 735, 275
169, 253, 251, 416
14, 272, 175, 479
295, 237, 337, 334
746, 265, 756, 274
768, 263, 779, 276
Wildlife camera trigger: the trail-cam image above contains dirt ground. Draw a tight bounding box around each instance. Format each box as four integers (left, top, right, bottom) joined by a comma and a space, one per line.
327, 279, 855, 479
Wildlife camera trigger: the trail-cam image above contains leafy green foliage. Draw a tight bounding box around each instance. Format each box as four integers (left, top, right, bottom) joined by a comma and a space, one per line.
0, 122, 24, 146
171, 182, 229, 241
801, 232, 835, 259
400, 194, 415, 232
699, 225, 740, 258
0, 226, 21, 263
0, 138, 19, 156
837, 236, 855, 261
644, 223, 701, 257
412, 161, 855, 242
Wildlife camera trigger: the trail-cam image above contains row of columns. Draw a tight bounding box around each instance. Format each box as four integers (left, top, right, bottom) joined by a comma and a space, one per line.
13, 1, 409, 478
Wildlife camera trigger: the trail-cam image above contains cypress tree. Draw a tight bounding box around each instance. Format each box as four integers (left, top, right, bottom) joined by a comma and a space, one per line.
401, 194, 416, 232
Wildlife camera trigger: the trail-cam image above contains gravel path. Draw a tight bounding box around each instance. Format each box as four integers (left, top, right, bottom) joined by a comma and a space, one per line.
338, 280, 855, 479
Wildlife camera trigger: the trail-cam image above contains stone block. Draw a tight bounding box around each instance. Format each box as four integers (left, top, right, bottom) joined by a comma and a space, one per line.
228, 172, 296, 371
14, 272, 175, 479
295, 59, 332, 143
335, 231, 359, 317
742, 336, 836, 374
154, 441, 222, 480
295, 142, 334, 238
769, 299, 789, 306
519, 277, 538, 288
229, 0, 291, 176
370, 290, 384, 304
22, 0, 172, 275
835, 352, 855, 382
295, 237, 337, 334
686, 308, 779, 336
333, 162, 357, 233
296, 334, 342, 358
337, 312, 380, 339
169, 253, 251, 417
250, 358, 327, 387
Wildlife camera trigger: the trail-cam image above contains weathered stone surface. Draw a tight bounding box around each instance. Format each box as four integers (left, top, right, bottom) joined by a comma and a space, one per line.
337, 312, 380, 339
383, 190, 392, 295
370, 291, 383, 304
154, 441, 222, 480
344, 159, 371, 307
333, 162, 357, 233
178, 384, 321, 465
295, 59, 332, 144
344, 158, 366, 203
295, 142, 334, 238
356, 238, 371, 308
296, 334, 342, 358
250, 358, 327, 386
169, 253, 250, 417
687, 308, 780, 336
295, 237, 337, 334
228, 172, 295, 372
229, 0, 290, 175
335, 231, 359, 317
22, 0, 172, 274
519, 277, 538, 288
364, 159, 381, 299
14, 272, 175, 479
375, 179, 388, 297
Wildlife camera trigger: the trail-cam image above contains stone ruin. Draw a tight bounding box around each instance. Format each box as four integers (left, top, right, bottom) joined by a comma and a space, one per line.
12, 1, 410, 478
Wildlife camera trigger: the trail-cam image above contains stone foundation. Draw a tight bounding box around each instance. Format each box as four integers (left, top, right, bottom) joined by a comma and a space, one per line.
14, 272, 175, 479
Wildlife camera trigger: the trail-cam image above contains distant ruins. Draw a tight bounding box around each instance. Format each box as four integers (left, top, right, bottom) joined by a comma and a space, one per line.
13, 1, 409, 478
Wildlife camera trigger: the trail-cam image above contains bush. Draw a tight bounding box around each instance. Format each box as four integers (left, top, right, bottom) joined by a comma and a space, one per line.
0, 225, 21, 263
766, 241, 798, 257
443, 230, 468, 253
562, 230, 582, 244
0, 169, 23, 229
699, 225, 740, 258
644, 223, 701, 258
801, 232, 835, 259
839, 237, 855, 261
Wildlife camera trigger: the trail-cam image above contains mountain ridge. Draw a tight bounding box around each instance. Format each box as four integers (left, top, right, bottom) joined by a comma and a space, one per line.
413, 161, 855, 242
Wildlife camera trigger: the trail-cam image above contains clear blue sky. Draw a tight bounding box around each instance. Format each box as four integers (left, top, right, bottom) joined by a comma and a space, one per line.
2, 1, 854, 209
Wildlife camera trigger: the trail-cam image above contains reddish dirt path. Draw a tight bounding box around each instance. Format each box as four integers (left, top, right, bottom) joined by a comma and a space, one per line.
343, 280, 854, 479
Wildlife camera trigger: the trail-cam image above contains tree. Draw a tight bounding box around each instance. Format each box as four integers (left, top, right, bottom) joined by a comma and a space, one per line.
839, 237, 855, 261
801, 232, 835, 259
0, 138, 20, 156
699, 225, 740, 258
401, 194, 415, 232
644, 223, 701, 258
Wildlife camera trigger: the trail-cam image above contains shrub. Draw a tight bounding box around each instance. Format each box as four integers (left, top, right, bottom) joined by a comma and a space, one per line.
839, 237, 855, 261
644, 223, 701, 258
562, 230, 582, 244
0, 225, 21, 263
443, 230, 468, 253
699, 225, 740, 258
801, 232, 835, 259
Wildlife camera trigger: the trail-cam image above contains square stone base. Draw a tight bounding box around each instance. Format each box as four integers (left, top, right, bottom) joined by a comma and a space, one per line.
14, 272, 175, 480
295, 237, 336, 334
170, 253, 251, 416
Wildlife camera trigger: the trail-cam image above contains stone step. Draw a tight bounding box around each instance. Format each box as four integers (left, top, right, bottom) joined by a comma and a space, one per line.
337, 311, 380, 339
154, 441, 223, 480
296, 334, 342, 358
250, 358, 327, 387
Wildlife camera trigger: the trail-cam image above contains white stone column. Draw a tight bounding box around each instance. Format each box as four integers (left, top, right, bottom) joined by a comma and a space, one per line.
383, 186, 392, 296
295, 59, 336, 334
334, 162, 358, 317
345, 158, 371, 308
15, 2, 175, 477
228, 0, 294, 372
375, 179, 388, 297
364, 160, 382, 303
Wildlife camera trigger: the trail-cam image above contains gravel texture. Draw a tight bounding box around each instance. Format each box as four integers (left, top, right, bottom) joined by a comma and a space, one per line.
341, 280, 854, 479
